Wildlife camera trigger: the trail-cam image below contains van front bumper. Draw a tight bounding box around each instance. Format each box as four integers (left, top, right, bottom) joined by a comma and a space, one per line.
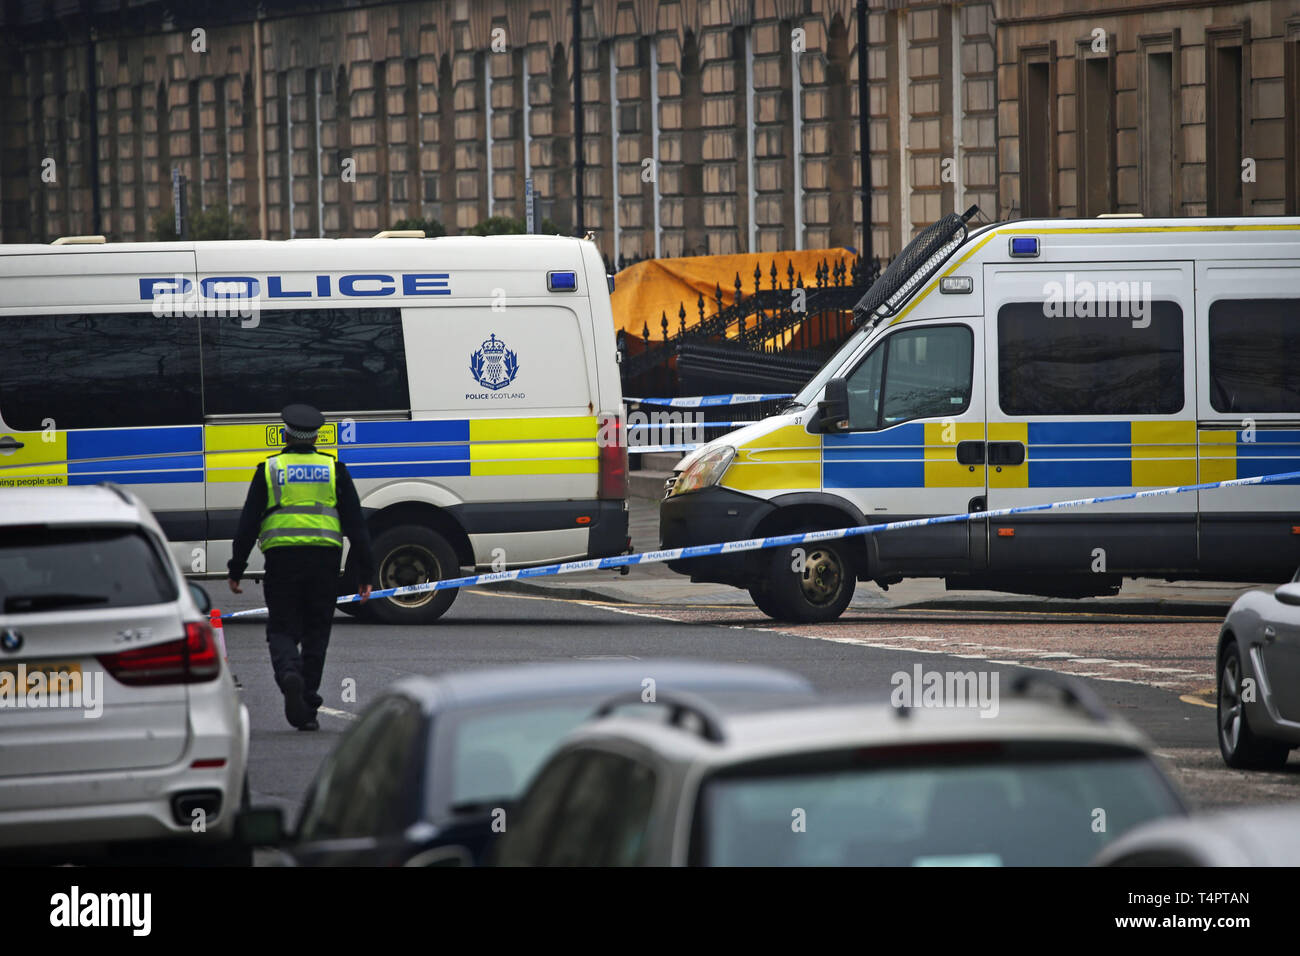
659, 487, 774, 587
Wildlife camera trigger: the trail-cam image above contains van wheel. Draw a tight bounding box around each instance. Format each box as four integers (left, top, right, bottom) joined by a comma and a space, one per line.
760, 534, 855, 623
747, 584, 784, 619
1218, 641, 1290, 770
369, 525, 460, 625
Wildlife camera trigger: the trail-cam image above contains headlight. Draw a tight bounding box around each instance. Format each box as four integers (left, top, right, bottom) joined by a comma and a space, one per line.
671, 445, 736, 496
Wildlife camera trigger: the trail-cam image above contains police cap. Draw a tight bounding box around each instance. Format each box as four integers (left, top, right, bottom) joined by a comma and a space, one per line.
281, 404, 325, 433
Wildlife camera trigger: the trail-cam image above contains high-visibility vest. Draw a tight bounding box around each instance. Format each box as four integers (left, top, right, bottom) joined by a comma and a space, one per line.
258, 451, 343, 550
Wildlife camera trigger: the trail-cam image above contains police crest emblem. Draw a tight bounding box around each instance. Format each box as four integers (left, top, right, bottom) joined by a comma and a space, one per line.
470, 333, 520, 390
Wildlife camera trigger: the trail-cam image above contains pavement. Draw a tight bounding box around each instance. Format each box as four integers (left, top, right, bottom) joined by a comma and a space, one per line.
482, 492, 1265, 616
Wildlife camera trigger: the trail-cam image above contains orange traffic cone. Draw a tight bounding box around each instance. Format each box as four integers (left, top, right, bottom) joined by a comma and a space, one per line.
209, 608, 228, 662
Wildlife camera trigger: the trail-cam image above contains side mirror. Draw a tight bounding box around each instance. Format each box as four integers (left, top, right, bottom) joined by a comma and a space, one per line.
1275, 583, 1300, 607
236, 806, 287, 847
188, 582, 212, 615
811, 377, 850, 434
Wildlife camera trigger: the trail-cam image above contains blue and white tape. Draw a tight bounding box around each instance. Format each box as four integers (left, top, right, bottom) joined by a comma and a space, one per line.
624, 393, 794, 408
220, 469, 1300, 620
629, 444, 698, 454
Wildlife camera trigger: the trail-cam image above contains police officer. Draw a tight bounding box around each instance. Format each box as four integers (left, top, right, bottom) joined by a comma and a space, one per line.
226, 404, 374, 730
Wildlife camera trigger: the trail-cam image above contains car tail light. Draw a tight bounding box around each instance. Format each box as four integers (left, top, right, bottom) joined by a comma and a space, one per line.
597, 412, 628, 500
98, 622, 221, 685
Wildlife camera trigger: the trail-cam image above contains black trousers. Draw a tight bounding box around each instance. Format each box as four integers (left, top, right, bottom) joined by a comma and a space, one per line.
262, 546, 342, 712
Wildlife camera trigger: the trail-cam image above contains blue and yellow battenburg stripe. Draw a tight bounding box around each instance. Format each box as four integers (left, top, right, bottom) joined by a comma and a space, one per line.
719, 421, 1300, 491
1200, 428, 1300, 485
0, 417, 598, 487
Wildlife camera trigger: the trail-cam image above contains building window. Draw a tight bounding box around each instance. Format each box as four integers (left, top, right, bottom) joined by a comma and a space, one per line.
1140, 42, 1176, 217
1207, 30, 1246, 216
1018, 47, 1054, 217
1077, 46, 1114, 216
1286, 22, 1300, 214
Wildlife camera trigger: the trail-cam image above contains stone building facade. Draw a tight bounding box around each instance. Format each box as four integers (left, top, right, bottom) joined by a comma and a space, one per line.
0, 0, 1296, 263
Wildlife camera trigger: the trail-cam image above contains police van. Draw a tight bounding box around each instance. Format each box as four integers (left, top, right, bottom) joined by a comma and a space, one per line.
0, 233, 628, 623
661, 210, 1300, 622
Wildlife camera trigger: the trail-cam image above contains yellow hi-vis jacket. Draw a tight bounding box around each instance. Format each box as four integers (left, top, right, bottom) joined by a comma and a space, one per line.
258, 450, 343, 550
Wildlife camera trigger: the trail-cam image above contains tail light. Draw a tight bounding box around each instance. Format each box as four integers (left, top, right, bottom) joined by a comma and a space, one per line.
98, 622, 221, 686
597, 412, 628, 500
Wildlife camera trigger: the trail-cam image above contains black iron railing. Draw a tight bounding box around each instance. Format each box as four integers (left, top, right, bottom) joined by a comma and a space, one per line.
617, 254, 882, 397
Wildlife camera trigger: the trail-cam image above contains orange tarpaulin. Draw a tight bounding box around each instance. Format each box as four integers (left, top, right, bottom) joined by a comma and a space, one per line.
610, 248, 858, 340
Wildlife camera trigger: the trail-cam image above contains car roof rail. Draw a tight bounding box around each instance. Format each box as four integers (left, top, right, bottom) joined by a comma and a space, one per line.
97, 481, 134, 506
592, 689, 727, 743
1009, 672, 1111, 722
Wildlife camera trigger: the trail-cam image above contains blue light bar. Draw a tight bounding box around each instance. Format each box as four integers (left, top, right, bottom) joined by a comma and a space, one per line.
1009, 236, 1039, 257
548, 271, 577, 292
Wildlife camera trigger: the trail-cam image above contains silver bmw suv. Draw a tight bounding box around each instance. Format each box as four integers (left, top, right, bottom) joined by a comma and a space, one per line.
0, 484, 250, 864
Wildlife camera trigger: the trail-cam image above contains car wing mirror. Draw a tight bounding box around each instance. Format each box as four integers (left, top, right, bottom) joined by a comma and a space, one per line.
810, 377, 850, 434
1275, 583, 1300, 607
188, 582, 212, 615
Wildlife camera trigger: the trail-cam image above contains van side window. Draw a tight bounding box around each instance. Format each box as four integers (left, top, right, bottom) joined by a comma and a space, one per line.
201, 308, 409, 415
997, 302, 1184, 416
1208, 299, 1300, 413
845, 325, 973, 430
0, 312, 201, 430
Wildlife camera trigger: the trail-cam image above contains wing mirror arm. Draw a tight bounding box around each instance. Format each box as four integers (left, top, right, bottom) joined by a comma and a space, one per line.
810, 378, 850, 434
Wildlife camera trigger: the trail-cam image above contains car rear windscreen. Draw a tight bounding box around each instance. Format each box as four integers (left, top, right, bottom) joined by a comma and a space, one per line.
0, 526, 178, 614
694, 750, 1182, 866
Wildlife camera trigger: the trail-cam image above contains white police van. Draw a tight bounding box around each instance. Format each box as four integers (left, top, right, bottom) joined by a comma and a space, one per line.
662, 210, 1300, 622
0, 233, 628, 623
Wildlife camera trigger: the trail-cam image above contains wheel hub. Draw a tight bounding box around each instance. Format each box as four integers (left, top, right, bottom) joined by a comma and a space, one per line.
380, 544, 441, 609
799, 548, 843, 607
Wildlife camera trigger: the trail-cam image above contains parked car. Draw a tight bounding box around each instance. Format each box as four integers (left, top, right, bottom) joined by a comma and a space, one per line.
1216, 568, 1300, 770
1092, 803, 1300, 866
495, 674, 1187, 866
239, 660, 815, 866
0, 484, 250, 864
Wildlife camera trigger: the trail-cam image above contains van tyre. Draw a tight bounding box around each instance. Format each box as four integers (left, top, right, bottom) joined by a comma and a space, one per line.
1218, 641, 1291, 770
747, 584, 784, 619
369, 524, 460, 625
760, 533, 855, 623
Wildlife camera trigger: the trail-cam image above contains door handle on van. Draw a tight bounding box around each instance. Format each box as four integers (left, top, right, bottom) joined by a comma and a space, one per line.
0, 436, 25, 451
987, 441, 1026, 467
955, 441, 985, 465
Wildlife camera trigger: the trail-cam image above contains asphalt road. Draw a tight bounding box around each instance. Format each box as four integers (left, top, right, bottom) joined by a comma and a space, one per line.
216, 582, 1300, 832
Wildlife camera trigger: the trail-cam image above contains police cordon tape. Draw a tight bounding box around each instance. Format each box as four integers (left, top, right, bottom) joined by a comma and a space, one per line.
630, 421, 753, 455
624, 393, 794, 407
219, 468, 1300, 621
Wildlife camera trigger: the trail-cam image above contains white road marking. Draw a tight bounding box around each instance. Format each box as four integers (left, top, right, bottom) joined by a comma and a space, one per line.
319, 706, 357, 722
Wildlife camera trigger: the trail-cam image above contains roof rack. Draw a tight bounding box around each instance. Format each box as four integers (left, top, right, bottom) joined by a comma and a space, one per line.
1009, 672, 1111, 722
853, 204, 979, 328
96, 481, 134, 505
592, 689, 727, 743
371, 229, 426, 239
52, 235, 107, 245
